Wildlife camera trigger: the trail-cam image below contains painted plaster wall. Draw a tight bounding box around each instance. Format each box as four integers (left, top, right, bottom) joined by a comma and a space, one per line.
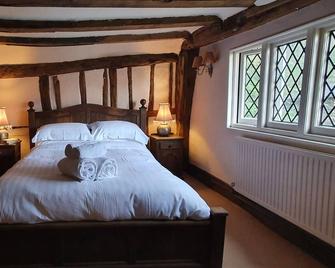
0, 40, 181, 156
189, 0, 335, 184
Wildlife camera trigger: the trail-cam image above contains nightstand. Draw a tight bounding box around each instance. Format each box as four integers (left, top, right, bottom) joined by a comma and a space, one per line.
150, 134, 184, 176
0, 140, 21, 176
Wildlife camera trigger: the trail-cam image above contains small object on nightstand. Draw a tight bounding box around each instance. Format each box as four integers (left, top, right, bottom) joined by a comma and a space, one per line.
150, 134, 184, 176
0, 139, 21, 176
155, 103, 173, 137
0, 107, 11, 141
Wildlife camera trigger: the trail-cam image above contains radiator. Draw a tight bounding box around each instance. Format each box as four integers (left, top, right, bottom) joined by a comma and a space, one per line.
234, 137, 335, 246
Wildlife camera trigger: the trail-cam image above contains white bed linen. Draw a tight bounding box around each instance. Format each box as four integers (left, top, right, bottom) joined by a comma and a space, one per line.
0, 140, 210, 224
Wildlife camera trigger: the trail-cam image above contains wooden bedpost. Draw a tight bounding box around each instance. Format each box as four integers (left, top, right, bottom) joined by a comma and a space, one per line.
139, 99, 147, 134
27, 101, 36, 149
209, 207, 228, 268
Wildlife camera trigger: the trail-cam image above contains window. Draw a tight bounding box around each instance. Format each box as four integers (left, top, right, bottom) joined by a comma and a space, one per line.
319, 30, 335, 128
229, 15, 335, 144
237, 50, 262, 125
272, 39, 306, 124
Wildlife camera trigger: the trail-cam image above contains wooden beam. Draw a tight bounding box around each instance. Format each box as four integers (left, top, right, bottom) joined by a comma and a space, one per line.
127, 67, 133, 110
0, 31, 191, 47
175, 49, 199, 163
148, 64, 155, 112
102, 68, 108, 107
0, 53, 178, 78
79, 71, 87, 104
184, 0, 321, 49
39, 75, 51, 111
109, 68, 117, 108
0, 1, 254, 7
169, 63, 174, 108
52, 76, 61, 110
0, 16, 221, 33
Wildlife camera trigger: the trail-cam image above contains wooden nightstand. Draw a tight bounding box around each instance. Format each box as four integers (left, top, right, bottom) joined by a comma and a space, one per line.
0, 140, 21, 176
150, 134, 184, 176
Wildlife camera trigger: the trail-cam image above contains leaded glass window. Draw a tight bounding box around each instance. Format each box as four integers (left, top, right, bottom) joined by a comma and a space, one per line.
272, 39, 306, 123
239, 51, 262, 122
319, 30, 335, 128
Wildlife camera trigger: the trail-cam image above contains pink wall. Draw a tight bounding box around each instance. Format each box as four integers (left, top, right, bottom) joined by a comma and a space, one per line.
190, 0, 335, 183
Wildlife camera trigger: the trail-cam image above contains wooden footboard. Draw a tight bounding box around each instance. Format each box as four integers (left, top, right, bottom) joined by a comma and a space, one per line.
0, 207, 227, 268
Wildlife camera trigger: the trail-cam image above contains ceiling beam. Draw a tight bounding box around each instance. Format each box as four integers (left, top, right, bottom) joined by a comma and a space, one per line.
183, 0, 321, 49
0, 0, 254, 8
0, 53, 178, 78
0, 31, 191, 47
0, 15, 221, 33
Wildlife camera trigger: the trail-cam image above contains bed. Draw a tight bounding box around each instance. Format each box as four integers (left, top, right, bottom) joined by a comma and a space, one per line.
0, 100, 228, 268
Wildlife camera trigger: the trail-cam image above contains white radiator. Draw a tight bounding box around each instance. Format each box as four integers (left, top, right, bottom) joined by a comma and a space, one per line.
234, 137, 335, 246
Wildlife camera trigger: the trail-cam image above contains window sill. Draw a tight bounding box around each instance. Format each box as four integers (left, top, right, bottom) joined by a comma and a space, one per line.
229, 124, 335, 155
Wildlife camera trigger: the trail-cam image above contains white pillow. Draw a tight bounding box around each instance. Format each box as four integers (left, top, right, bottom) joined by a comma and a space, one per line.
89, 121, 149, 145
32, 123, 93, 143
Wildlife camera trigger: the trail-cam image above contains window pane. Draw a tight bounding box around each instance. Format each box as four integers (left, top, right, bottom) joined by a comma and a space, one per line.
320, 30, 335, 128
241, 52, 261, 119
273, 39, 306, 123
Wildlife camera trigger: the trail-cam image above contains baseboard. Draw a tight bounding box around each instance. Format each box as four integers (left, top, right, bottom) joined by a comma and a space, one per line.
186, 163, 335, 268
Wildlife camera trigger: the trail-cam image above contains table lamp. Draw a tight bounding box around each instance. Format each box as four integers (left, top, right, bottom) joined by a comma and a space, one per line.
0, 107, 10, 141
155, 103, 173, 137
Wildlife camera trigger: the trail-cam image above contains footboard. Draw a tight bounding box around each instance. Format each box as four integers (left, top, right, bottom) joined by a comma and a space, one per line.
0, 207, 228, 268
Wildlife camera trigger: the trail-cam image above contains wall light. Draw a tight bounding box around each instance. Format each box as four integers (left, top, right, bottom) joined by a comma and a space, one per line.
192, 51, 217, 77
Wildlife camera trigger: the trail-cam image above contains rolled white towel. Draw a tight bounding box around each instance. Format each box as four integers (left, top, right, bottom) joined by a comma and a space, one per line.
58, 157, 98, 181
96, 158, 118, 181
65, 142, 108, 159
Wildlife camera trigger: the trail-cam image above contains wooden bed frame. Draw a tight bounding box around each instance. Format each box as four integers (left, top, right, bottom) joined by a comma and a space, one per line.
0, 100, 228, 268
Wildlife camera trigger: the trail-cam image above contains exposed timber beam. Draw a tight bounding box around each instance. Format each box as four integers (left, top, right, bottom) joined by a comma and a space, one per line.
0, 31, 191, 47
0, 16, 221, 33
183, 0, 321, 49
0, 53, 178, 78
0, 1, 254, 8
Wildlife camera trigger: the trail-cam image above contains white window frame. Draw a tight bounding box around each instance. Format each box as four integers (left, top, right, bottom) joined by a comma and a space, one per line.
237, 48, 262, 126
311, 25, 335, 137
228, 14, 335, 146
265, 32, 307, 132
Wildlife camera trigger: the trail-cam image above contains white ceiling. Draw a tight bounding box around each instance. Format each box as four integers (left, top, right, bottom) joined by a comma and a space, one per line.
0, 7, 245, 44
0, 7, 245, 21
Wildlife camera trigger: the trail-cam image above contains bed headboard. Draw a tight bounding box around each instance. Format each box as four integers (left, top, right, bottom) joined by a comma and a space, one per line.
27, 99, 147, 148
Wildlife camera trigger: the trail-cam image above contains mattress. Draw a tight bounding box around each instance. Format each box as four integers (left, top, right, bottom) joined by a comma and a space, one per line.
0, 140, 210, 224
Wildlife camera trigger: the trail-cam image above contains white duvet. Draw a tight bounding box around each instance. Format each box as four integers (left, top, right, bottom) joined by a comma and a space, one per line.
0, 140, 210, 224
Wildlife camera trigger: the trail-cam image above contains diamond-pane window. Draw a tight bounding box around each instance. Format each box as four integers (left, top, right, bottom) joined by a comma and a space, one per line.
241, 52, 262, 119
272, 39, 306, 123
319, 30, 335, 127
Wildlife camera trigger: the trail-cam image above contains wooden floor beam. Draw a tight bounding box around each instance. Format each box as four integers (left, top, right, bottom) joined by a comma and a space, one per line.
0, 16, 221, 33
0, 31, 191, 47
0, 53, 178, 78
183, 0, 321, 49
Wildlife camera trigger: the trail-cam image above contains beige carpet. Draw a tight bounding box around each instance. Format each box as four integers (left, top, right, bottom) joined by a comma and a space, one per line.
184, 175, 326, 268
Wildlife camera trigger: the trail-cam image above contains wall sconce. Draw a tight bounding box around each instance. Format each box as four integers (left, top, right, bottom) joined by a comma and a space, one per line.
192, 52, 217, 77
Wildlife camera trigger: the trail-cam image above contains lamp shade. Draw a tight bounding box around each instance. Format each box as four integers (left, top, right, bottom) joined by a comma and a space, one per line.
156, 103, 173, 122
0, 107, 9, 127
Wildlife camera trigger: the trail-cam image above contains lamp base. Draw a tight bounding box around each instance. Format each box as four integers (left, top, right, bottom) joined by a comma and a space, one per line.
0, 130, 8, 141
157, 123, 171, 137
